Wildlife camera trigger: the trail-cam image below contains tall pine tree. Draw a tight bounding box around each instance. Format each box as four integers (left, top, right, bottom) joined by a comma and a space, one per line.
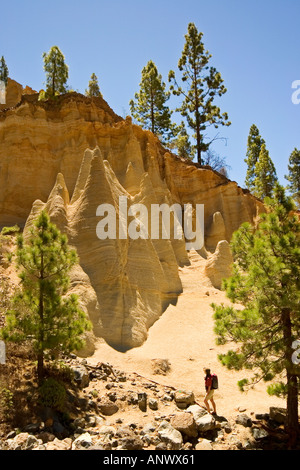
168, 23, 230, 165
244, 124, 265, 191
285, 147, 300, 207
212, 185, 300, 447
1, 211, 92, 383
253, 143, 278, 199
129, 60, 175, 144
0, 56, 9, 86
42, 46, 69, 98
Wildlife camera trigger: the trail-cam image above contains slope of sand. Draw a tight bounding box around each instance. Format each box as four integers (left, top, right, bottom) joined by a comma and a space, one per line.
87, 250, 285, 418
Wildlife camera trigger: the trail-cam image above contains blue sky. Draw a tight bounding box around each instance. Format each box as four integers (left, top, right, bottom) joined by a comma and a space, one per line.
1, 0, 299, 188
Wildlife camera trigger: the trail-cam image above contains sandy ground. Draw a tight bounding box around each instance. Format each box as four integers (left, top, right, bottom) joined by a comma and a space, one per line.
87, 250, 286, 419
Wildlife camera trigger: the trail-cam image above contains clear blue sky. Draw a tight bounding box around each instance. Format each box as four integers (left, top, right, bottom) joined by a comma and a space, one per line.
1, 0, 300, 188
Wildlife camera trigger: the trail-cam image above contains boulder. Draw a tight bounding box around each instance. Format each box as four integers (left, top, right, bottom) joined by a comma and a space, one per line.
186, 405, 216, 432
269, 407, 287, 424
195, 438, 213, 450
235, 413, 252, 428
171, 412, 198, 438
157, 421, 183, 450
97, 400, 119, 416
174, 390, 195, 409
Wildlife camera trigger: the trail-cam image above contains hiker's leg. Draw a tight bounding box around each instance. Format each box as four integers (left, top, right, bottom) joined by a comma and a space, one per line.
210, 397, 216, 414
204, 395, 211, 412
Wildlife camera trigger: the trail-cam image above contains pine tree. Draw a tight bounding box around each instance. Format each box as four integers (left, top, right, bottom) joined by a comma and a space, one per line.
212, 185, 300, 447
169, 122, 194, 160
244, 124, 265, 191
0, 211, 92, 383
85, 73, 102, 98
42, 46, 69, 98
168, 23, 230, 165
129, 60, 175, 144
253, 143, 278, 199
285, 148, 300, 207
0, 56, 9, 86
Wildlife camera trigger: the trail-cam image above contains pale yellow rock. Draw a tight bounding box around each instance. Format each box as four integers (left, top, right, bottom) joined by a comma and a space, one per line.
204, 240, 233, 289
206, 211, 227, 252
0, 81, 265, 351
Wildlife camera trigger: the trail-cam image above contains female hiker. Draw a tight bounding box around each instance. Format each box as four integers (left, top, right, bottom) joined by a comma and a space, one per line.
203, 367, 217, 415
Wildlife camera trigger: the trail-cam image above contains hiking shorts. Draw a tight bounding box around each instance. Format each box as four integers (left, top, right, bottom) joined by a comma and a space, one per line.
205, 389, 214, 400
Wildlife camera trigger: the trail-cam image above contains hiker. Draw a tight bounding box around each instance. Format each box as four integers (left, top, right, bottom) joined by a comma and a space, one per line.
203, 367, 217, 415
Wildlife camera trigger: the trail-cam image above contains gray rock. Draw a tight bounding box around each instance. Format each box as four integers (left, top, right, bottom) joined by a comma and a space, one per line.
235, 413, 252, 428
157, 420, 183, 450
25, 435, 41, 450
252, 427, 269, 440
148, 398, 158, 410
72, 365, 90, 389
119, 436, 143, 450
269, 407, 286, 424
72, 432, 92, 449
174, 390, 195, 409
195, 438, 213, 450
186, 405, 216, 432
171, 412, 198, 438
24, 423, 40, 433
98, 400, 119, 416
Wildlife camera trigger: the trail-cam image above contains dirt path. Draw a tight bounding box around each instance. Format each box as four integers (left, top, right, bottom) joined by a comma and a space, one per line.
88, 250, 285, 418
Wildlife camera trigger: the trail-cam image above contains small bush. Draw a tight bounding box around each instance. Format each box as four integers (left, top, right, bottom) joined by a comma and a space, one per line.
38, 377, 66, 411
0, 387, 14, 418
1, 225, 20, 236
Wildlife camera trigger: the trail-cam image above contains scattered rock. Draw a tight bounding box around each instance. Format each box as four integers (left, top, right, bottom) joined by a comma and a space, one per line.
46, 438, 72, 450
186, 405, 216, 432
171, 412, 198, 438
72, 432, 93, 449
97, 400, 119, 416
252, 427, 269, 440
148, 398, 158, 410
235, 413, 252, 428
174, 390, 195, 409
72, 365, 90, 389
157, 420, 183, 450
195, 438, 213, 450
151, 359, 171, 375
269, 407, 286, 425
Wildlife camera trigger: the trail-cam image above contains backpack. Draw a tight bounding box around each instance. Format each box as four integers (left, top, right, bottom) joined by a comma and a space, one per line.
211, 373, 218, 390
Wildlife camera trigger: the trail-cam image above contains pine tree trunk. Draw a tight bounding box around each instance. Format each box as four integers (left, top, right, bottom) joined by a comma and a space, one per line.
38, 247, 45, 385
286, 372, 299, 448
193, 69, 202, 166
37, 353, 44, 385
282, 307, 299, 447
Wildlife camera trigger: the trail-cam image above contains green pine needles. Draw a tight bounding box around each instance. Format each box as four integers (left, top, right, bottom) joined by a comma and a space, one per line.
244, 124, 278, 199
0, 56, 9, 86
285, 147, 300, 207
42, 46, 69, 98
130, 60, 175, 144
212, 185, 300, 445
169, 23, 230, 165
1, 211, 92, 383
86, 73, 102, 98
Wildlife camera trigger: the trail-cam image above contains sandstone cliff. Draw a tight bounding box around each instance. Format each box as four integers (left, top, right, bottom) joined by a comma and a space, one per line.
0, 80, 264, 351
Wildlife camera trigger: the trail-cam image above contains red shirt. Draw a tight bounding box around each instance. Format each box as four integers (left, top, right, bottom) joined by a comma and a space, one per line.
205, 375, 212, 391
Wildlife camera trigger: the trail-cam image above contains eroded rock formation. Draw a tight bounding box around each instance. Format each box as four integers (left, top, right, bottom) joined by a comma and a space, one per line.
0, 81, 264, 351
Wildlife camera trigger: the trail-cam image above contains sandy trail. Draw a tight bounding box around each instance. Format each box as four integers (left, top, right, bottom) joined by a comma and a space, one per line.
88, 250, 285, 417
